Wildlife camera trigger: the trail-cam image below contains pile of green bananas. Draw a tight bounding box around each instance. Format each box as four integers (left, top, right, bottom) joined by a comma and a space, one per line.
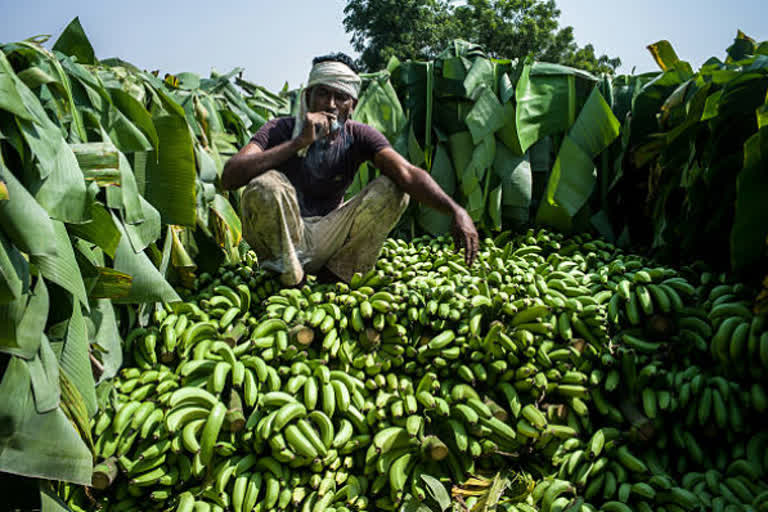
63, 229, 768, 512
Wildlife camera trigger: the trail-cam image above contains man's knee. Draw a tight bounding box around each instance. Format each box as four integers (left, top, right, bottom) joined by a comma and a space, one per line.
242, 170, 290, 208
364, 176, 409, 212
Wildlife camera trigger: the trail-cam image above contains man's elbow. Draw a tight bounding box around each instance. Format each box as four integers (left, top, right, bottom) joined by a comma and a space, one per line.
389, 164, 419, 190
220, 160, 238, 190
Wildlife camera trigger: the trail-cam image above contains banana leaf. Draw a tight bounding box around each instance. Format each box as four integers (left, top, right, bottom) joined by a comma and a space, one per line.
122, 193, 161, 253
27, 333, 60, 414
497, 102, 523, 155
515, 59, 597, 154
418, 144, 455, 235
105, 151, 145, 224
726, 31, 756, 63
211, 194, 242, 247
70, 141, 119, 173
196, 144, 219, 183
39, 483, 72, 512
0, 356, 92, 485
169, 226, 197, 288
90, 298, 122, 383
731, 125, 768, 270
465, 86, 505, 144
4, 41, 88, 142
1, 52, 89, 222
541, 88, 620, 220
447, 131, 473, 181
0, 50, 34, 121
88, 267, 132, 299
108, 88, 159, 153
488, 184, 503, 231
59, 301, 97, 417
463, 57, 495, 99
31, 220, 89, 312
494, 142, 531, 227
647, 40, 693, 74
143, 113, 197, 226
0, 161, 57, 256
9, 277, 49, 360
111, 214, 180, 304
354, 72, 406, 142
629, 70, 688, 142
408, 122, 426, 167
68, 202, 121, 258
51, 17, 95, 66
0, 230, 28, 304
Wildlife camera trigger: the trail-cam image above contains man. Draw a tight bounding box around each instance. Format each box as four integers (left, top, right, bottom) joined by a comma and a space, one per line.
221, 53, 478, 286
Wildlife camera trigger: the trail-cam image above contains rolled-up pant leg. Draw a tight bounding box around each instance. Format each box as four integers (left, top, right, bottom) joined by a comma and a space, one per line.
305, 176, 409, 282
241, 171, 306, 286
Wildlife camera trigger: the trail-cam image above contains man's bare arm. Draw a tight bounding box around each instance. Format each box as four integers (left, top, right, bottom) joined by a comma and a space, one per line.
221, 140, 303, 190
374, 147, 479, 266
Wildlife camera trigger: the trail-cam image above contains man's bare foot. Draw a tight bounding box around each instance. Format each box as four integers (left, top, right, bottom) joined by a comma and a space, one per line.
279, 267, 305, 288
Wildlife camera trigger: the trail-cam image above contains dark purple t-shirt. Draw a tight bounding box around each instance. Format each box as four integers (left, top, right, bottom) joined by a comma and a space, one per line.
250, 117, 391, 217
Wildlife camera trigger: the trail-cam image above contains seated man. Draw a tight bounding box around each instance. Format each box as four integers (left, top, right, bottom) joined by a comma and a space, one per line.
221, 52, 478, 286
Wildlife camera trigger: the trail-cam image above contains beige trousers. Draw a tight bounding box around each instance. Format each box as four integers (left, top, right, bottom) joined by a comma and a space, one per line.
241, 170, 409, 285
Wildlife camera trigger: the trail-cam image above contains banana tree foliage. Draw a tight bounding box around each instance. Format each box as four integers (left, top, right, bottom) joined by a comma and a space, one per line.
0, 17, 290, 486
349, 32, 767, 286
348, 39, 621, 238
602, 32, 768, 279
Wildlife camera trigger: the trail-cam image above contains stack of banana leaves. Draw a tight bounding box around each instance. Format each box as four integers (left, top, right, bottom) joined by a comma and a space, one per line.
601, 34, 768, 299
0, 16, 291, 497
349, 40, 622, 238
351, 34, 768, 287
62, 228, 768, 512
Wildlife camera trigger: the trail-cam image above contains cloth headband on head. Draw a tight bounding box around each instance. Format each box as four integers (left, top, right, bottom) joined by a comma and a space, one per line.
306, 60, 361, 100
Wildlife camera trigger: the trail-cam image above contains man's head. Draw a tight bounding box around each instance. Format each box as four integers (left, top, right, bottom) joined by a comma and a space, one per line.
305, 53, 361, 123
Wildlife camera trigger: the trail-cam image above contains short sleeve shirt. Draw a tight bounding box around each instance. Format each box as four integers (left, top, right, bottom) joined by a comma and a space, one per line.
250, 117, 391, 217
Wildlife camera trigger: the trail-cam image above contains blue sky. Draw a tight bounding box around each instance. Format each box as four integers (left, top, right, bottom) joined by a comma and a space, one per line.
1, 0, 766, 92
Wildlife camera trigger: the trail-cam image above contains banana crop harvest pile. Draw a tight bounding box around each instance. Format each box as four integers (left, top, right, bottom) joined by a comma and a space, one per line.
62, 228, 768, 512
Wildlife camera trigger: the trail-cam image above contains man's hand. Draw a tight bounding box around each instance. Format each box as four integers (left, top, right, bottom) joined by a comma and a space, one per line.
297, 112, 338, 147
451, 208, 479, 267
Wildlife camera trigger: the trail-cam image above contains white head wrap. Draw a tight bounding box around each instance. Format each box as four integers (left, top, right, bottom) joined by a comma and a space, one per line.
292, 60, 362, 154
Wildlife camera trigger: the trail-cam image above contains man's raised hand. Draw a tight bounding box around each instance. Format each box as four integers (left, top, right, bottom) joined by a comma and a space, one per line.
298, 112, 338, 147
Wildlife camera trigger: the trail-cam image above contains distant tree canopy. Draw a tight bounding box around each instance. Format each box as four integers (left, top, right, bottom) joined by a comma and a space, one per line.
343, 0, 621, 75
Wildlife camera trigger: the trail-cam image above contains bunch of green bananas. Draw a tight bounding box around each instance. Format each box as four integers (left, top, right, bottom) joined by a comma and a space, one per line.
64, 228, 768, 512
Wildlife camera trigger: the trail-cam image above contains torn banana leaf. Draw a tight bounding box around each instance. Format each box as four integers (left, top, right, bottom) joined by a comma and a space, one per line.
0, 356, 92, 485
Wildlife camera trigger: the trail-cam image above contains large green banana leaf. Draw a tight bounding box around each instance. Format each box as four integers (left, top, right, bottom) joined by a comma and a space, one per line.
418, 144, 456, 235
111, 214, 180, 304
538, 87, 620, 227
143, 113, 197, 226
91, 298, 123, 383
51, 17, 95, 66
0, 356, 92, 485
354, 72, 407, 141
59, 301, 97, 417
0, 230, 28, 304
31, 220, 89, 312
731, 116, 768, 269
0, 162, 57, 257
68, 202, 121, 258
515, 59, 597, 154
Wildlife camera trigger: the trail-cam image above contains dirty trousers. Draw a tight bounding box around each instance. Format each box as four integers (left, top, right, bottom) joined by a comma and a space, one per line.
241, 170, 409, 286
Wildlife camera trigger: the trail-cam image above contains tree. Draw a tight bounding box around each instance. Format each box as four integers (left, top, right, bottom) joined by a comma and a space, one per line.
343, 0, 457, 72
343, 0, 621, 74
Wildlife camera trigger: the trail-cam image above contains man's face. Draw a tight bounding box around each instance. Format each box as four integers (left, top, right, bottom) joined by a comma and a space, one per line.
307, 85, 356, 122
